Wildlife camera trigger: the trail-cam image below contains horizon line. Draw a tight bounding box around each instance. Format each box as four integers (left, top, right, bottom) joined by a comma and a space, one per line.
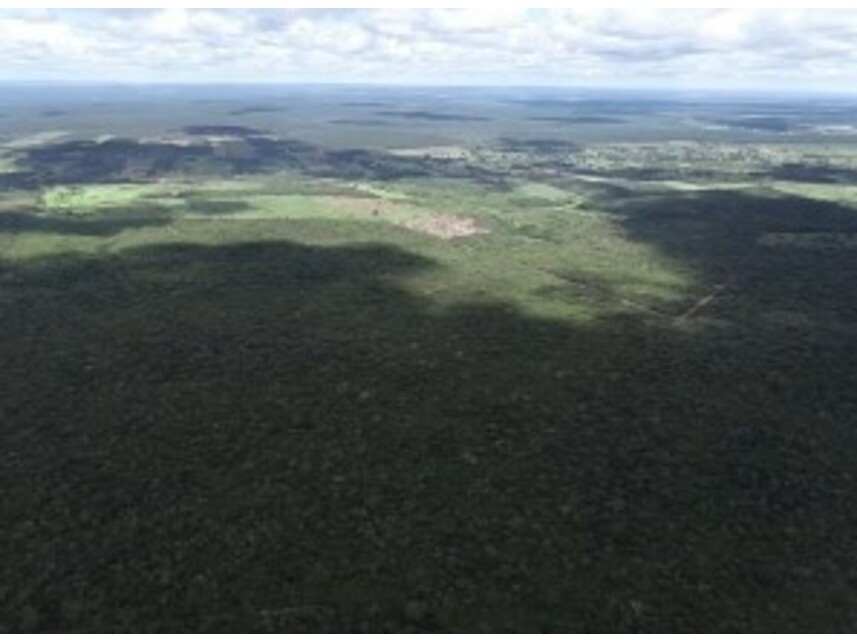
1, 79, 856, 98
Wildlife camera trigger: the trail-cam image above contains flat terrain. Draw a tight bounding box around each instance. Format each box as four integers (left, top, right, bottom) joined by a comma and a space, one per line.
2, 86, 857, 632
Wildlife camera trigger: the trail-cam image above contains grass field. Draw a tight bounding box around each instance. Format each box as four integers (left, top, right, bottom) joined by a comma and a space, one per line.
3, 87, 857, 632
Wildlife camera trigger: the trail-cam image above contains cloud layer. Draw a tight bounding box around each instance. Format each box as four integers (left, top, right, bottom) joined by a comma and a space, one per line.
2, 9, 857, 91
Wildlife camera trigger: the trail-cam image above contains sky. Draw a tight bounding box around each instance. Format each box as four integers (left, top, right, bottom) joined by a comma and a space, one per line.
2, 8, 857, 92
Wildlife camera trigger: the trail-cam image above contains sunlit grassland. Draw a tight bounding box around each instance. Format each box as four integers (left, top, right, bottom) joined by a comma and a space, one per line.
41, 183, 184, 212
2, 174, 694, 324
0, 155, 17, 174
769, 181, 857, 205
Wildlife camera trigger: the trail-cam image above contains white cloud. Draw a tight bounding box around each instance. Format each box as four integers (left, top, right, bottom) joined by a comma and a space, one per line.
0, 9, 856, 91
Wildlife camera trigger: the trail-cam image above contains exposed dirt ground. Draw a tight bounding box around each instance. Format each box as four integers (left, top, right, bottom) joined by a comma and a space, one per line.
400, 213, 488, 239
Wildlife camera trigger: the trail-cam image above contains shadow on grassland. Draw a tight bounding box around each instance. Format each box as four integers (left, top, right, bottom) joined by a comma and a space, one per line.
0, 206, 175, 237
1, 236, 856, 632
600, 187, 857, 324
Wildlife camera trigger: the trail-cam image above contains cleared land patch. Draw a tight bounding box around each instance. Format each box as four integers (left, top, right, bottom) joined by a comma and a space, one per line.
0, 155, 18, 174
401, 213, 488, 239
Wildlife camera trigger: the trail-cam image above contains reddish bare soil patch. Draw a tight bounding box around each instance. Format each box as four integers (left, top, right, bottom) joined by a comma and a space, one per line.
401, 213, 488, 239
